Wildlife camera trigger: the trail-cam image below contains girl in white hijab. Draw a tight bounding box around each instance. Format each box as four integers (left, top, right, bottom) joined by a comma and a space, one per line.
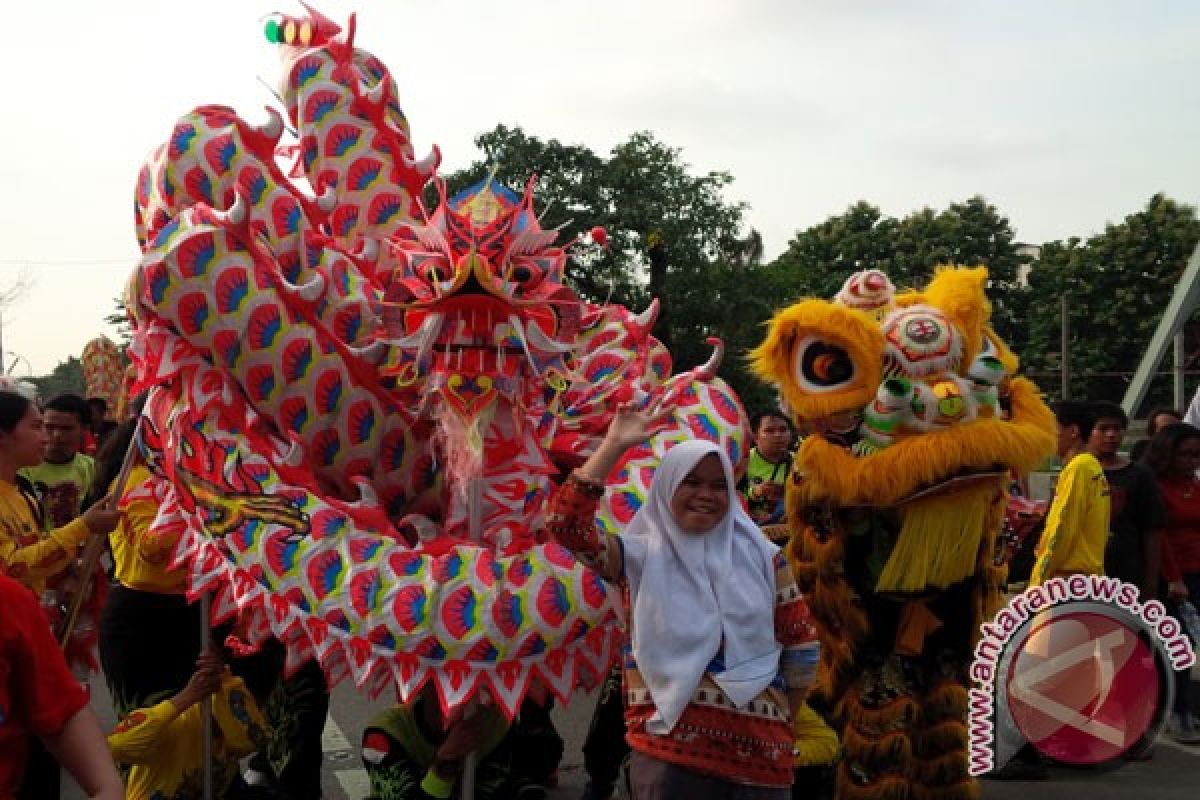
549, 402, 819, 799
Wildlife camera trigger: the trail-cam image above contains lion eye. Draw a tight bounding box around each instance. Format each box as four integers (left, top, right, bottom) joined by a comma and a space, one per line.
795, 337, 856, 392
980, 333, 998, 357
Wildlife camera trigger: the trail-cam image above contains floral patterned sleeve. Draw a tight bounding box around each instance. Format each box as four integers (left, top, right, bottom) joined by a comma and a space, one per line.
544, 474, 624, 583
772, 551, 819, 691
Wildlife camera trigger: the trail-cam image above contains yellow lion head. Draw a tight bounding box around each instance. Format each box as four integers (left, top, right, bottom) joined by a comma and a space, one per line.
751, 266, 1055, 594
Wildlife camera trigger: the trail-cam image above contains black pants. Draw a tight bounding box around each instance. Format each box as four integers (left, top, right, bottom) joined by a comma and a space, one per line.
583, 665, 630, 791
1166, 572, 1200, 715
234, 639, 331, 800
509, 697, 564, 787
99, 584, 203, 717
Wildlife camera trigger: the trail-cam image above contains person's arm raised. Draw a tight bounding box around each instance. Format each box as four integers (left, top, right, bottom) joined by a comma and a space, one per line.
547, 400, 675, 583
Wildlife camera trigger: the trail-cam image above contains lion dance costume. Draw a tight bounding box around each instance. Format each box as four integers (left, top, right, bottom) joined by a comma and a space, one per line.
122, 1, 747, 728
751, 267, 1056, 799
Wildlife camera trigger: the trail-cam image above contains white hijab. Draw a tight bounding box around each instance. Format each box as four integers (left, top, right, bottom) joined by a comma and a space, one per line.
620, 440, 781, 734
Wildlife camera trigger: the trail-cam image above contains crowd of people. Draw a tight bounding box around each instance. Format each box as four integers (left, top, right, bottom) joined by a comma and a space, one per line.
1, 380, 1198, 800
997, 398, 1200, 778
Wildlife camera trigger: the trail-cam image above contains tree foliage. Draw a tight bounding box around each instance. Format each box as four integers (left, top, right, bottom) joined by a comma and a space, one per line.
30, 356, 85, 400
1023, 194, 1200, 407
763, 196, 1032, 352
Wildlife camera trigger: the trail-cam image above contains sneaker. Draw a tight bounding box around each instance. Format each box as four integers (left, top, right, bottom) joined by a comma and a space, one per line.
1168, 712, 1200, 745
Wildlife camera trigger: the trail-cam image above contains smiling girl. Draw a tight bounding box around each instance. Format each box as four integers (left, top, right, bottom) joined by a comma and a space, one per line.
548, 402, 819, 798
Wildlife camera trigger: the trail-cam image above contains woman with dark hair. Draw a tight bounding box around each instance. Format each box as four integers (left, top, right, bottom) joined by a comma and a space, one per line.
0, 390, 118, 593
95, 402, 205, 720
1131, 407, 1184, 463
0, 390, 121, 798
1143, 422, 1200, 744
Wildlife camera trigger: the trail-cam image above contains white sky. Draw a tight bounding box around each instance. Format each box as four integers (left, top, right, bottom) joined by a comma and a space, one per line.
1, 0, 1198, 376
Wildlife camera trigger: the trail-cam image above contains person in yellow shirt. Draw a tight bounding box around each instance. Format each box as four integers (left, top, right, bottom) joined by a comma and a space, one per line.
94, 409, 203, 720
0, 391, 118, 596
108, 649, 270, 800
1031, 401, 1112, 585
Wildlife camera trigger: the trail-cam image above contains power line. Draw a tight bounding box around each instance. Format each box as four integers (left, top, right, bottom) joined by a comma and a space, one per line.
0, 258, 135, 266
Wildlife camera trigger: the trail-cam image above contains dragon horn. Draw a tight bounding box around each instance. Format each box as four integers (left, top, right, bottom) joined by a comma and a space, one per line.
298, 2, 344, 39
696, 337, 724, 380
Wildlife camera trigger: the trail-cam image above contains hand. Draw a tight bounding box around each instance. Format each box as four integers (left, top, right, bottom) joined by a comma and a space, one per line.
434, 709, 485, 764
601, 398, 676, 453
577, 398, 677, 486
174, 650, 223, 709
1168, 581, 1189, 600
81, 498, 120, 535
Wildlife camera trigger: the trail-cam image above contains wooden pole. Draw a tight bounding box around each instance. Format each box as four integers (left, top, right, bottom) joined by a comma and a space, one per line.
1174, 331, 1186, 412
200, 594, 214, 800
1060, 294, 1071, 400
59, 418, 142, 647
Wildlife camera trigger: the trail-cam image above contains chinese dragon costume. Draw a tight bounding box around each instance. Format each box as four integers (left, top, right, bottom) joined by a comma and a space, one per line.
123, 4, 747, 718
751, 267, 1056, 799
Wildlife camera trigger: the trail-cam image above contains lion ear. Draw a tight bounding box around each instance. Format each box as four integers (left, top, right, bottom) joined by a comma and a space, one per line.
920, 267, 990, 365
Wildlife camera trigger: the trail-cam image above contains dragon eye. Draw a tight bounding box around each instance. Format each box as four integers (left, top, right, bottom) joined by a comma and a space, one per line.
795, 336, 856, 392
425, 264, 449, 284
512, 266, 533, 283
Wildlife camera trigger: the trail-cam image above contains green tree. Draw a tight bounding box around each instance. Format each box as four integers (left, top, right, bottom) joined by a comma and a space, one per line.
764, 196, 1033, 351
105, 296, 132, 348
1024, 194, 1200, 406
437, 126, 774, 407
30, 356, 85, 399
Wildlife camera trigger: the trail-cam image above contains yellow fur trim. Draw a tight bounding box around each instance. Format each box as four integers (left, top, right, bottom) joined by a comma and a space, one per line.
838, 690, 920, 734
749, 299, 883, 420
842, 725, 913, 770
794, 703, 841, 767
788, 521, 868, 698
921, 682, 969, 721
912, 720, 970, 758
876, 481, 1002, 593
913, 750, 971, 788
794, 377, 1055, 507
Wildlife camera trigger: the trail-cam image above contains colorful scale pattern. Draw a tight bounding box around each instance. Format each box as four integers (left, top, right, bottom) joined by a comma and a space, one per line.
127, 5, 748, 716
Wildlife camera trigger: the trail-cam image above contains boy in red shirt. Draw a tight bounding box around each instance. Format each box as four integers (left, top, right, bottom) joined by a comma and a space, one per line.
0, 573, 121, 799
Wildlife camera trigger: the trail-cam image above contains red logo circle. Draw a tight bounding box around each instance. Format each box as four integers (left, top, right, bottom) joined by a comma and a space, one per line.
1005, 609, 1161, 764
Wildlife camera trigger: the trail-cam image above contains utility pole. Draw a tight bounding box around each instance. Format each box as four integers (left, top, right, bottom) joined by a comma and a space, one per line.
1175, 331, 1187, 411
1060, 295, 1070, 400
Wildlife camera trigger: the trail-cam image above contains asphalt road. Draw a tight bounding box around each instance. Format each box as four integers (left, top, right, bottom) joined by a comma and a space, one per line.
70, 677, 1200, 799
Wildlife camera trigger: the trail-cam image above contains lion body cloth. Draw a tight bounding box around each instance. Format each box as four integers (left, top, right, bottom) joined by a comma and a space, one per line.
752, 267, 1056, 799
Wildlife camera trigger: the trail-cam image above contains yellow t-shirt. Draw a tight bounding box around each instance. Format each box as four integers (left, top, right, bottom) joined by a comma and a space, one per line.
1031, 452, 1111, 585
109, 466, 185, 594
0, 480, 90, 595
20, 454, 96, 531
108, 672, 269, 800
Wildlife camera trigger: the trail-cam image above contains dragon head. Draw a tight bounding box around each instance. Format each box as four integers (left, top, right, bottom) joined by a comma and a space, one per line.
378, 179, 582, 464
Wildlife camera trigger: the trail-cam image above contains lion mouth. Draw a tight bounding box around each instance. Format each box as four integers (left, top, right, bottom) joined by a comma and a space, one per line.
792, 377, 1055, 509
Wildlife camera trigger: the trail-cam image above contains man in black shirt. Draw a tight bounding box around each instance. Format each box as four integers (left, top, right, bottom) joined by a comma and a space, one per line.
1088, 402, 1166, 600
